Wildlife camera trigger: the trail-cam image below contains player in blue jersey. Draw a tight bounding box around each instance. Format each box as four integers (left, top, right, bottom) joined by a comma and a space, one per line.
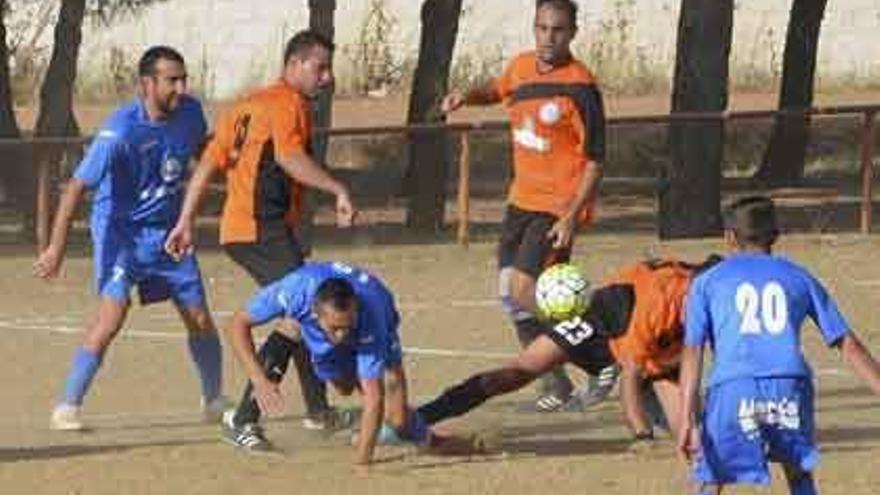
222, 261, 428, 464
678, 196, 880, 495
33, 46, 227, 431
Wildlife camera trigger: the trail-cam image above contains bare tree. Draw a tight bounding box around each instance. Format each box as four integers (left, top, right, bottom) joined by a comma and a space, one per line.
404, 0, 463, 232
659, 0, 733, 239
754, 0, 828, 185
0, 0, 18, 139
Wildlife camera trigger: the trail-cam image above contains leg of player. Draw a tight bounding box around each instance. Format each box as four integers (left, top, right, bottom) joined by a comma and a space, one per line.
175, 303, 227, 421
650, 377, 682, 438
52, 297, 129, 431
417, 335, 569, 425
782, 464, 818, 495
503, 267, 573, 411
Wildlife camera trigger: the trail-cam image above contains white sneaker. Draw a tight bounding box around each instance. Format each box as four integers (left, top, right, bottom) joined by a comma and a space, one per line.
201, 396, 233, 423
50, 404, 84, 431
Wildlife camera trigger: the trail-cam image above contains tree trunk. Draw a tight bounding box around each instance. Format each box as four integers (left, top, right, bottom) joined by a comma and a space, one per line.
299, 0, 336, 253
754, 0, 827, 185
35, 0, 85, 138
659, 0, 733, 239
0, 0, 17, 139
404, 0, 463, 232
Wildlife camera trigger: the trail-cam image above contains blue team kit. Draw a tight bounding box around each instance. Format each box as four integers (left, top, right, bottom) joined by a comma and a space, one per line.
74, 96, 207, 306
245, 262, 403, 382
685, 253, 850, 485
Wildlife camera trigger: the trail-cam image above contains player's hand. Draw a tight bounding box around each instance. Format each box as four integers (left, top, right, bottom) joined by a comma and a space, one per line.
547, 215, 576, 249
164, 222, 194, 261
676, 423, 699, 464
335, 191, 356, 228
33, 245, 63, 279
253, 377, 284, 417
441, 92, 465, 113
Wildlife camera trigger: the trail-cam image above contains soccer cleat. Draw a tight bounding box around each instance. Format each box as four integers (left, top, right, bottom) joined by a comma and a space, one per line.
50, 404, 85, 431
301, 407, 358, 432
201, 396, 232, 423
221, 410, 276, 453
572, 364, 620, 409
534, 393, 568, 413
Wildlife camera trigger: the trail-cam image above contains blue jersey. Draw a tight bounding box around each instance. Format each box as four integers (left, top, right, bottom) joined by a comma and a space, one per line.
246, 262, 401, 380
74, 96, 207, 229
685, 253, 849, 387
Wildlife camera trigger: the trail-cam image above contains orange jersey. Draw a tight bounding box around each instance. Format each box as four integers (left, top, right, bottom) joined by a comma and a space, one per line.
202, 81, 310, 244
605, 260, 694, 378
491, 51, 605, 221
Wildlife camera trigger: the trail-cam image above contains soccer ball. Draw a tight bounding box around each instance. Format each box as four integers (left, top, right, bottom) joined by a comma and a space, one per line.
535, 263, 590, 321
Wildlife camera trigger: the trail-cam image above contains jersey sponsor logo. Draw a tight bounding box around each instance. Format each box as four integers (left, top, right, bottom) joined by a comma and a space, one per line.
552, 315, 595, 346
738, 396, 801, 438
512, 117, 549, 153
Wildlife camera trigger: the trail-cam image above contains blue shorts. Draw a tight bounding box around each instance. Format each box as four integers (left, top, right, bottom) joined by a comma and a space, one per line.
92, 224, 207, 308
694, 377, 819, 486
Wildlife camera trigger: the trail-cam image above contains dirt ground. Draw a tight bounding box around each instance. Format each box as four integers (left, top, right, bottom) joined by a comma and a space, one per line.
1, 231, 879, 494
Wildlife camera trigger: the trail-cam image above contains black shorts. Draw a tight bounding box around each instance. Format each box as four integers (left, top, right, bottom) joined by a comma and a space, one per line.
498, 204, 572, 278
223, 223, 305, 286
543, 317, 615, 376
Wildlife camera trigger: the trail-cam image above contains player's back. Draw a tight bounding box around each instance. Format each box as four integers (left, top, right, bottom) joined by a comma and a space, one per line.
687, 253, 849, 387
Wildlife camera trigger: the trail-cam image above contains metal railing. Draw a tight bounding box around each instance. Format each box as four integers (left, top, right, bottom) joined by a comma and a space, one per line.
3, 103, 877, 250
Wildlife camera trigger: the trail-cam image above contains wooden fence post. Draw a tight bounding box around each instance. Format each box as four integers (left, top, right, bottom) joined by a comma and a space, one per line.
456, 131, 470, 246
860, 110, 876, 234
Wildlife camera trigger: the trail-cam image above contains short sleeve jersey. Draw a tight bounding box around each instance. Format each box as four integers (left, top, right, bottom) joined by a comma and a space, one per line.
491, 51, 605, 221
202, 81, 311, 244
245, 262, 400, 380
74, 96, 207, 228
685, 253, 850, 387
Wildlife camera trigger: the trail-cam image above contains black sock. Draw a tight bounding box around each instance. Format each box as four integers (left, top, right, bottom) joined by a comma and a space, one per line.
417, 375, 490, 425
514, 317, 573, 399
232, 331, 294, 426
288, 339, 329, 416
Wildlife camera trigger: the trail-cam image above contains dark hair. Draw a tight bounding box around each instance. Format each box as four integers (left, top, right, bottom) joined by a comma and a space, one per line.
314, 277, 356, 312
138, 45, 185, 77
283, 30, 335, 65
537, 0, 578, 27
724, 195, 779, 248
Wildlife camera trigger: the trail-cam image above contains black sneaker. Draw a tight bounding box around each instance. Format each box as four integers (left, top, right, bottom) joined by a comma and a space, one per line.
221, 410, 276, 453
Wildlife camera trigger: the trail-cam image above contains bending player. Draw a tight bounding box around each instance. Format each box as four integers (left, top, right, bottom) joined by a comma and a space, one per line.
223, 261, 427, 464
415, 256, 720, 444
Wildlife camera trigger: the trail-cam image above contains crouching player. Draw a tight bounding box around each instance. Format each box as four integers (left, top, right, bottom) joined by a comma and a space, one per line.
223, 261, 427, 465
416, 256, 720, 445
678, 196, 880, 495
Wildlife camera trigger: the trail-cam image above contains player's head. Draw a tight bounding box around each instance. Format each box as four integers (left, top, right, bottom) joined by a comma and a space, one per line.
283, 30, 335, 97
313, 277, 358, 345
138, 45, 187, 118
723, 195, 779, 252
534, 0, 577, 67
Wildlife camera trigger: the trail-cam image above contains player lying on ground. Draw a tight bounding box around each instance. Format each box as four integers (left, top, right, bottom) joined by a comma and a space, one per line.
415, 257, 720, 444
223, 261, 428, 464
678, 195, 880, 495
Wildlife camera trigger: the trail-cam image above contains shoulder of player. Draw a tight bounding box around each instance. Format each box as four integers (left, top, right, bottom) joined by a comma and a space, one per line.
93, 101, 141, 146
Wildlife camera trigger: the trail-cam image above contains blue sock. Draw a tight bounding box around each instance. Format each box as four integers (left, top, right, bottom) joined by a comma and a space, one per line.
187, 332, 222, 401
61, 347, 102, 406
789, 472, 817, 495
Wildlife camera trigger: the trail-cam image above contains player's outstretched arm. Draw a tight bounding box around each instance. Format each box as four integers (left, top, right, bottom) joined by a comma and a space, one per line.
356, 377, 385, 466
838, 332, 880, 396
226, 311, 284, 415
618, 360, 652, 438
677, 344, 704, 463
277, 152, 355, 227
33, 178, 87, 279
165, 159, 219, 258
